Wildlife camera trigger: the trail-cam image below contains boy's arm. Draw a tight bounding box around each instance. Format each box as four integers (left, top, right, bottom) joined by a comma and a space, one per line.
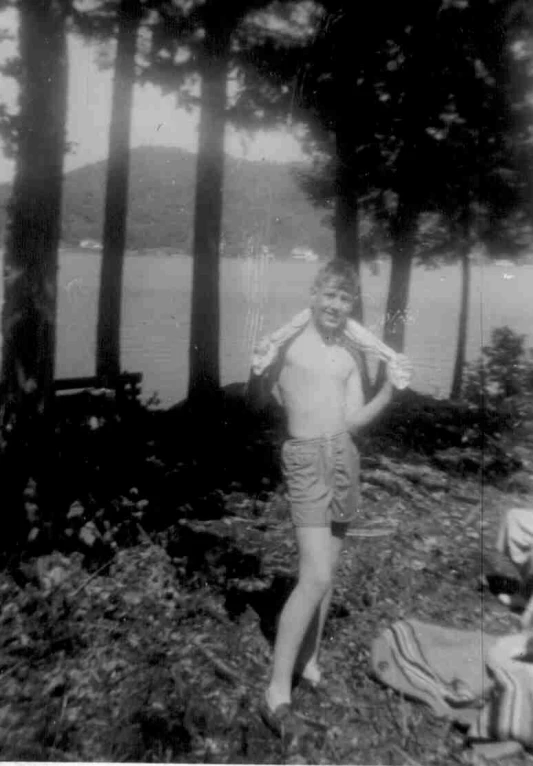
345, 319, 413, 390
345, 366, 393, 436
245, 363, 284, 413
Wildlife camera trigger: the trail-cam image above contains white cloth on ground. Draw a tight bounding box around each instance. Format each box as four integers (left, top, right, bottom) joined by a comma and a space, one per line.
497, 507, 533, 582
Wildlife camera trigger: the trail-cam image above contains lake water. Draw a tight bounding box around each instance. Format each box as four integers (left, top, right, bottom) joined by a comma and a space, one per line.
1, 251, 532, 406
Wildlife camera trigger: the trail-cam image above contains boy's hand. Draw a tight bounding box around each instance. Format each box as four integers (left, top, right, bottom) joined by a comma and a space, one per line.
388, 354, 413, 389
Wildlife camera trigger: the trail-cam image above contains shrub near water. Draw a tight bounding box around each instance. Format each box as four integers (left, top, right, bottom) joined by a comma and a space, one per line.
367, 326, 532, 481
449, 326, 533, 479
464, 326, 533, 411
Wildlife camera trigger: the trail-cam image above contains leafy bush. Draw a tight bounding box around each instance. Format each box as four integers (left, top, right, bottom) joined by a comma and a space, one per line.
463, 326, 533, 409
367, 328, 533, 480
0, 545, 216, 762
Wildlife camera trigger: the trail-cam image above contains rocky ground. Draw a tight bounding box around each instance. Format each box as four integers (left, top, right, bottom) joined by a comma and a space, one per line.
1, 389, 533, 764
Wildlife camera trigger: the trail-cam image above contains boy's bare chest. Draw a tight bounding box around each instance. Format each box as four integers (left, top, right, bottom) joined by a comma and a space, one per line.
283, 333, 355, 379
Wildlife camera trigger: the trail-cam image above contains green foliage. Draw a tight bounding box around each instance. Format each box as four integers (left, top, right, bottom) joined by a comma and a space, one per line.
0, 376, 532, 760
0, 545, 221, 761
369, 385, 524, 482
4, 374, 528, 565
287, 0, 533, 259
464, 325, 533, 406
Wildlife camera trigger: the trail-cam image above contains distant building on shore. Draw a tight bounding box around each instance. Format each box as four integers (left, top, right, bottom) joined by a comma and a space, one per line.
79, 238, 102, 251
291, 246, 319, 262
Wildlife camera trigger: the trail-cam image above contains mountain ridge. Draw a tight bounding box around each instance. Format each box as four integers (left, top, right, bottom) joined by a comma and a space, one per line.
0, 145, 333, 255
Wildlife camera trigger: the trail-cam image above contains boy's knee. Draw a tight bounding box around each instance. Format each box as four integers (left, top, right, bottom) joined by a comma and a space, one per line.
300, 564, 333, 595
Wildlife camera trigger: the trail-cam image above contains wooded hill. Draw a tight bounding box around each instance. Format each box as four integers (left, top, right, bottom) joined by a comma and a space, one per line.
0, 146, 333, 255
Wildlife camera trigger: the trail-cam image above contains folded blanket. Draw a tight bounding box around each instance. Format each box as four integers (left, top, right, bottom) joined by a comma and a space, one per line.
251, 309, 412, 390
471, 632, 533, 747
371, 619, 533, 749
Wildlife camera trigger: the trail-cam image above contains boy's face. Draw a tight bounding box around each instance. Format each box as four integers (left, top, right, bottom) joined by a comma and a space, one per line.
310, 278, 355, 335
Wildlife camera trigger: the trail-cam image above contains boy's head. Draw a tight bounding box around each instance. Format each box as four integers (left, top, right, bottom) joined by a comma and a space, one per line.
310, 259, 359, 336
312, 259, 360, 298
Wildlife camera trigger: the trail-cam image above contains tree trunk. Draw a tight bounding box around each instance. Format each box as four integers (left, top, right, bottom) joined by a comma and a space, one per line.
0, 0, 67, 547
187, 16, 231, 404
374, 211, 416, 390
450, 237, 471, 401
335, 126, 371, 396
335, 164, 364, 312
96, 0, 141, 382
335, 163, 361, 299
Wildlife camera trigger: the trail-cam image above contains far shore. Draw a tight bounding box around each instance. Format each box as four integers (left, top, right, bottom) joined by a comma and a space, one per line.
56, 246, 533, 266
0, 245, 531, 266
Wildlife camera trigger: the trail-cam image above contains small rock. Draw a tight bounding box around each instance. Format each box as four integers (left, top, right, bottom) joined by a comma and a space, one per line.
67, 500, 85, 519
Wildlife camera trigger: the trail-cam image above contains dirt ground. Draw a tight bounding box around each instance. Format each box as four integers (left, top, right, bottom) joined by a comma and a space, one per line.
1, 393, 533, 764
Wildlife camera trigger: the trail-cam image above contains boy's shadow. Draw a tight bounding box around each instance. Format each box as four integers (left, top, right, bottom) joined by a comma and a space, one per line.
225, 573, 296, 644
224, 572, 350, 646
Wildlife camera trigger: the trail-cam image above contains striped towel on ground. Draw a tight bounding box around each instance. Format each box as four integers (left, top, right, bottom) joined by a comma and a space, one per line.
371, 619, 533, 749
471, 632, 533, 747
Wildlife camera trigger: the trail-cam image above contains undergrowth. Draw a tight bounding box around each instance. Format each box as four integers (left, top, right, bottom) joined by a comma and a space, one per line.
0, 327, 532, 762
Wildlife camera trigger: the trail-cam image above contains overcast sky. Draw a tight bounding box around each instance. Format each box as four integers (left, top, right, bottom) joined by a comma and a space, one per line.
0, 8, 307, 185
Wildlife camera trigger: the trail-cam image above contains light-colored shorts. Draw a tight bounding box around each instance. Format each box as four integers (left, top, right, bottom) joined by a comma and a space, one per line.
281, 431, 360, 527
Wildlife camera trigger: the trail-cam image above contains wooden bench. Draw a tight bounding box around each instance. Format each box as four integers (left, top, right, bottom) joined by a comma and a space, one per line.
53, 372, 143, 403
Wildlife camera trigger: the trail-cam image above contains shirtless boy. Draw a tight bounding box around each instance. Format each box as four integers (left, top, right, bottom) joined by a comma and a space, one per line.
257, 259, 402, 738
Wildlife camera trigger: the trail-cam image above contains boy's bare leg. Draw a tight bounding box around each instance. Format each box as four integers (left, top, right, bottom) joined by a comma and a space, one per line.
298, 523, 346, 683
265, 525, 337, 710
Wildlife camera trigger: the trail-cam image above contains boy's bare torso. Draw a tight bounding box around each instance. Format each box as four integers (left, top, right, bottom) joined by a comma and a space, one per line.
277, 323, 361, 439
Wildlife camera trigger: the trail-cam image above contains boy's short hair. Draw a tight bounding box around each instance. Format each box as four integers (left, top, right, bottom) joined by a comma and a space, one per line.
312, 258, 359, 297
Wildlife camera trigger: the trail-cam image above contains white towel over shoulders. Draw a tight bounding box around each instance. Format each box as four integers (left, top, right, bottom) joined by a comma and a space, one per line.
251, 308, 412, 390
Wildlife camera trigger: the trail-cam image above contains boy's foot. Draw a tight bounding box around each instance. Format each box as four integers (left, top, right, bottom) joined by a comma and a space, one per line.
293, 663, 327, 698
299, 662, 323, 691
259, 698, 302, 745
